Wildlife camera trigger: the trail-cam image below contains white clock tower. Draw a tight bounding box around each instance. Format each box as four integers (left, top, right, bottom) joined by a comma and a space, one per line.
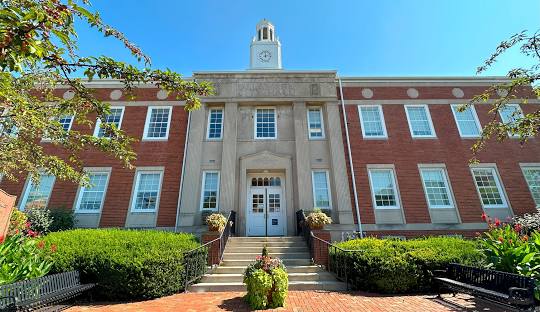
249, 19, 282, 70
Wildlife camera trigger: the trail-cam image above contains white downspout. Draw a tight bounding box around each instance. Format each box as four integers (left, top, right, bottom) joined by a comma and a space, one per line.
338, 77, 363, 237
174, 109, 192, 231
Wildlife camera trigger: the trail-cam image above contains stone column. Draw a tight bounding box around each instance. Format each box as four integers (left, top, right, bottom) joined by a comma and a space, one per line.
177, 107, 206, 228
293, 101, 313, 212
326, 102, 354, 225
219, 102, 238, 214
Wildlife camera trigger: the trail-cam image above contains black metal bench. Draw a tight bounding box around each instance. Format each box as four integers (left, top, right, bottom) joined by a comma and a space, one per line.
0, 271, 95, 311
434, 263, 536, 310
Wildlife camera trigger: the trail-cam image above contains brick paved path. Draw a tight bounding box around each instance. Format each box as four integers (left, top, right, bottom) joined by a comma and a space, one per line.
67, 291, 507, 312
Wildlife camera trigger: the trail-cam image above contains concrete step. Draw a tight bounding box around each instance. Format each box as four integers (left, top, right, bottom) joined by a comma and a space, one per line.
222, 258, 312, 267
200, 272, 337, 283
227, 241, 306, 248
213, 265, 323, 274
189, 280, 347, 292
228, 236, 304, 243
223, 252, 310, 260
224, 246, 309, 253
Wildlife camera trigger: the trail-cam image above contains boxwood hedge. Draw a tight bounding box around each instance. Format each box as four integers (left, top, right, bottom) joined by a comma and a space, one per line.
43, 229, 200, 300
334, 237, 484, 294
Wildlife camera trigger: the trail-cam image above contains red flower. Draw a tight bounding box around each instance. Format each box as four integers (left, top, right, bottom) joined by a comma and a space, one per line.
514, 224, 522, 233
498, 236, 504, 242
481, 212, 487, 221
37, 240, 45, 249
494, 218, 501, 227
0, 235, 3, 243
50, 244, 57, 253
27, 230, 38, 238
523, 235, 529, 241
25, 221, 31, 229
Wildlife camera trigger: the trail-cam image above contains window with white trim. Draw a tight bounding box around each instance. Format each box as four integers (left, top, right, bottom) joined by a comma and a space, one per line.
20, 174, 55, 210
200, 171, 220, 211
94, 107, 124, 138
404, 105, 436, 138
312, 171, 331, 209
207, 109, 223, 140
368, 168, 400, 209
358, 105, 387, 138
59, 115, 74, 131
451, 105, 481, 138
75, 171, 110, 213
143, 107, 172, 140
131, 170, 163, 212
419, 168, 454, 208
471, 167, 508, 208
522, 166, 540, 208
255, 108, 277, 139
499, 104, 523, 137
307, 107, 325, 139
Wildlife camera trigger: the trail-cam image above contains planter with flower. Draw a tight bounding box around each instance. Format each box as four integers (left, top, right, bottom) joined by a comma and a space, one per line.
205, 213, 227, 232
243, 247, 288, 309
306, 208, 332, 230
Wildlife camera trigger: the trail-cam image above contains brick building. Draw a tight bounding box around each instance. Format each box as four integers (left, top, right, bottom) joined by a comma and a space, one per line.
1, 20, 539, 240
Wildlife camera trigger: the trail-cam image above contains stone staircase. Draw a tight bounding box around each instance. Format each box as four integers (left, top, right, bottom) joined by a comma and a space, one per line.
189, 236, 347, 292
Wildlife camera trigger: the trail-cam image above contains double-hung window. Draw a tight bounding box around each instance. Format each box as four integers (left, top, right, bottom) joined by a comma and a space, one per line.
471, 167, 508, 208
131, 169, 163, 212
307, 107, 325, 139
200, 171, 220, 211
20, 174, 56, 210
75, 170, 110, 213
368, 168, 400, 209
498, 104, 523, 137
521, 166, 540, 208
94, 106, 125, 138
207, 108, 224, 140
43, 115, 74, 141
143, 106, 172, 140
451, 104, 481, 138
311, 170, 331, 209
358, 105, 387, 138
255, 108, 277, 139
419, 167, 454, 208
404, 105, 436, 138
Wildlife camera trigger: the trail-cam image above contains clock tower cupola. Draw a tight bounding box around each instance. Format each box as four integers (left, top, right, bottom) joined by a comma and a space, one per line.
250, 19, 282, 70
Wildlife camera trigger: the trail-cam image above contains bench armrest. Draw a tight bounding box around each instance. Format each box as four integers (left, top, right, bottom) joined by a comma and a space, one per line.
508, 287, 535, 305
433, 269, 447, 277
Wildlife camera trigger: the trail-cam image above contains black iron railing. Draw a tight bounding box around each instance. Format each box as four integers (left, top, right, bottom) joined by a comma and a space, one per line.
296, 209, 360, 290
182, 210, 236, 290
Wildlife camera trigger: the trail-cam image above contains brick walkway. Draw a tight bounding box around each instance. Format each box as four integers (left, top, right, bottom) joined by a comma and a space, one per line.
67, 291, 509, 312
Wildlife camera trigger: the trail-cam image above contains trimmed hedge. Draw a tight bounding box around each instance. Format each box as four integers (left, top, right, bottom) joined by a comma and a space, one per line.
334, 237, 484, 294
43, 229, 200, 300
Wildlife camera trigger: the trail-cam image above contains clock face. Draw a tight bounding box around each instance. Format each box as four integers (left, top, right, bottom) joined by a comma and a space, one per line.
258, 50, 272, 62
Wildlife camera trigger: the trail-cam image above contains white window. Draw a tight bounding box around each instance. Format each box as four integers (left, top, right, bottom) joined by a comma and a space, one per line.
358, 105, 387, 138
498, 104, 523, 137
200, 171, 220, 211
368, 168, 400, 209
404, 105, 436, 138
207, 108, 224, 140
143, 106, 172, 140
94, 106, 125, 138
312, 170, 331, 209
451, 105, 481, 138
42, 115, 74, 141
307, 107, 325, 139
19, 174, 56, 211
471, 167, 508, 208
419, 167, 454, 208
74, 171, 110, 213
521, 166, 540, 208
130, 170, 163, 212
255, 108, 277, 139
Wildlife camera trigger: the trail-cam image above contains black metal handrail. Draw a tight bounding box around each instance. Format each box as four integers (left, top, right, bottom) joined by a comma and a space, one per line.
296, 209, 360, 290
182, 210, 236, 290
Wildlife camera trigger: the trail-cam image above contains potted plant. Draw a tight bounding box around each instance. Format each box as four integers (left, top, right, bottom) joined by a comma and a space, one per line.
306, 208, 332, 230
205, 213, 227, 232
243, 246, 288, 309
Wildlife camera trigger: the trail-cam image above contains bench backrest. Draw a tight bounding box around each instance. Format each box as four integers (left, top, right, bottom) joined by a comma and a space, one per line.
448, 263, 535, 294
0, 271, 82, 306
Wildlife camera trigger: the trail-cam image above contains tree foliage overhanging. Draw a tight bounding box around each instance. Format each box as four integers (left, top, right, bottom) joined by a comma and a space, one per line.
0, 0, 212, 184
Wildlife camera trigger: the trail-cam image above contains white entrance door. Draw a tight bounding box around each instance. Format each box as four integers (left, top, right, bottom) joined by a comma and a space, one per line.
247, 176, 286, 236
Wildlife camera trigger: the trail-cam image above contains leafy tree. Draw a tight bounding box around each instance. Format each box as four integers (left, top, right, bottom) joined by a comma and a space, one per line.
464, 30, 540, 160
0, 0, 212, 184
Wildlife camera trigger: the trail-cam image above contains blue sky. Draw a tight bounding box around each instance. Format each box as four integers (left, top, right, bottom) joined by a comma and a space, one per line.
75, 0, 540, 77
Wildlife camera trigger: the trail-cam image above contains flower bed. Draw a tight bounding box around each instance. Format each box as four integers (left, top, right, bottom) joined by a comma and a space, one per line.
243, 247, 288, 309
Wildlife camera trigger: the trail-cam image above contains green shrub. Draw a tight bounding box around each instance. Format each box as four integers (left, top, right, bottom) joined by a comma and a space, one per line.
334, 237, 484, 294
43, 229, 200, 300
48, 208, 74, 232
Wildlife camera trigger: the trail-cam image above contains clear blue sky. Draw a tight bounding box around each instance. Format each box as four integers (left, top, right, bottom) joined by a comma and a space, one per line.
75, 0, 540, 77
